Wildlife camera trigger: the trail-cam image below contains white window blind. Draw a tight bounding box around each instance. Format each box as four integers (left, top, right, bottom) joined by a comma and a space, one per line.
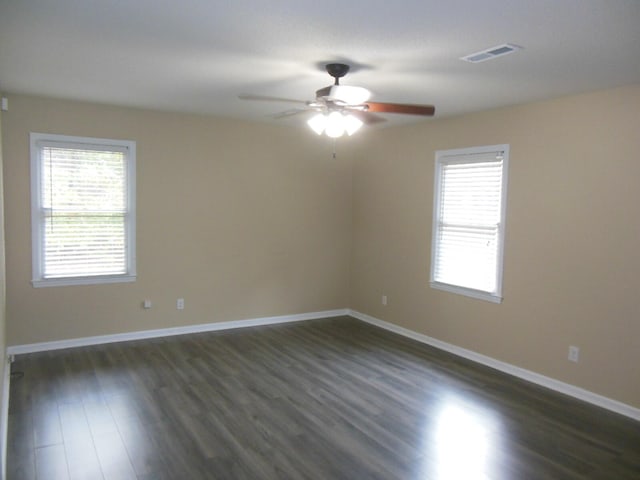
430, 145, 508, 303
31, 133, 136, 287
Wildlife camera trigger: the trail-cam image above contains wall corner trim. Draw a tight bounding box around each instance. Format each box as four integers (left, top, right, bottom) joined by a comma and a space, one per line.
6, 309, 350, 355
349, 309, 640, 422
1, 354, 10, 480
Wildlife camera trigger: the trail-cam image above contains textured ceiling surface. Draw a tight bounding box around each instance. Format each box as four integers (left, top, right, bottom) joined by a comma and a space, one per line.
1, 0, 639, 128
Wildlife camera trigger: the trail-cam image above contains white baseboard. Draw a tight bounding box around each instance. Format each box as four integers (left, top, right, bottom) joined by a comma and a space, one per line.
1, 354, 10, 480
7, 309, 350, 355
349, 309, 640, 422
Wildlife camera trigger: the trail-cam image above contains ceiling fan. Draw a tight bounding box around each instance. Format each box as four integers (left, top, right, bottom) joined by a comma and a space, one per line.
239, 63, 435, 138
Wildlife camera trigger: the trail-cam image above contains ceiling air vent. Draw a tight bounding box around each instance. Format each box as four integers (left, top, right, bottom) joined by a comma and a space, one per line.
461, 44, 522, 63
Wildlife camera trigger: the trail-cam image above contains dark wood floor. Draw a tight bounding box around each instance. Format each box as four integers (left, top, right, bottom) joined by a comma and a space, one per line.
7, 316, 640, 479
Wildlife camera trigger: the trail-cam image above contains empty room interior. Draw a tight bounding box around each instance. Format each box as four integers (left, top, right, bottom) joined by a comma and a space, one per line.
0, 1, 639, 479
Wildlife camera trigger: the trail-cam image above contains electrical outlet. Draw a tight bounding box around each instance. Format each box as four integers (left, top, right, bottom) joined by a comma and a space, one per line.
143, 299, 152, 309
177, 298, 185, 310
382, 295, 388, 306
568, 345, 579, 363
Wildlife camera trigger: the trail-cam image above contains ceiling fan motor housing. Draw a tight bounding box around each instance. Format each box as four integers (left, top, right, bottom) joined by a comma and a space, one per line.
318, 63, 370, 105
325, 63, 350, 83
315, 85, 371, 106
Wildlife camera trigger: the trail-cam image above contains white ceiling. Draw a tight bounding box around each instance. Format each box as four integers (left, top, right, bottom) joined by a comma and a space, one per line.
1, 0, 639, 128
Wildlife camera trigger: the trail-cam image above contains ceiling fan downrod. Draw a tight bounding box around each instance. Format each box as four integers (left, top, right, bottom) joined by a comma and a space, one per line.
325, 63, 350, 85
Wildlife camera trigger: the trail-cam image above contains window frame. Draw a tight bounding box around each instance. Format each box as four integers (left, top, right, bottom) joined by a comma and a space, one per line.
430, 144, 509, 303
30, 132, 137, 287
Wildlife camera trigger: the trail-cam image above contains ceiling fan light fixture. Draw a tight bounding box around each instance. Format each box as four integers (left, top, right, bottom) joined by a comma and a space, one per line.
308, 111, 364, 137
324, 111, 346, 138
344, 114, 363, 136
307, 113, 328, 135
243, 62, 435, 139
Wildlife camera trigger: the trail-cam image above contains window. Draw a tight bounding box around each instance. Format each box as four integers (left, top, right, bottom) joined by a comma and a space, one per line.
430, 144, 508, 303
30, 133, 136, 287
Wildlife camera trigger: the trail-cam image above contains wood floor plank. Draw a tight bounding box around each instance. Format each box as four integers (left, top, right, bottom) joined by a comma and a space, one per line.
6, 411, 36, 480
92, 431, 137, 480
144, 419, 215, 479
34, 444, 69, 480
83, 400, 120, 437
63, 439, 104, 480
57, 402, 93, 446
7, 316, 640, 479
32, 403, 63, 449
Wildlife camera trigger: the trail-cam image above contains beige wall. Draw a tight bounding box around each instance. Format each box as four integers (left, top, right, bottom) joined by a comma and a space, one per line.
351, 84, 640, 408
2, 95, 353, 345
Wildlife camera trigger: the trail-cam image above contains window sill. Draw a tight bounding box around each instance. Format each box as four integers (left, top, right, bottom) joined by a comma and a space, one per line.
430, 281, 502, 304
32, 274, 136, 288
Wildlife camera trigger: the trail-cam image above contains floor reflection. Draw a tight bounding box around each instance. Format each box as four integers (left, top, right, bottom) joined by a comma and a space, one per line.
424, 396, 502, 480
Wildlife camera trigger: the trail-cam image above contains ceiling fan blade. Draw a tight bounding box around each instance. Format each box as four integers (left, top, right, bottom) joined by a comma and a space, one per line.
364, 102, 435, 116
348, 110, 387, 125
238, 94, 308, 105
272, 108, 311, 119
